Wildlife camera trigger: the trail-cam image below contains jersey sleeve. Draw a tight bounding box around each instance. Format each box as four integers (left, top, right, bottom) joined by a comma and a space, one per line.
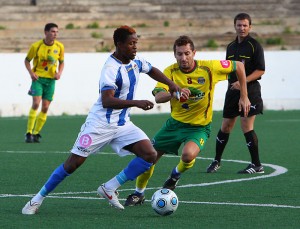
58, 42, 65, 63
25, 44, 36, 62
99, 65, 119, 91
134, 55, 152, 74
253, 42, 265, 71
211, 60, 235, 82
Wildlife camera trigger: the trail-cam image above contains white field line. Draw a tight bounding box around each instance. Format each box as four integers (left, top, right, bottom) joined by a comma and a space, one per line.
1, 194, 299, 209
1, 151, 296, 209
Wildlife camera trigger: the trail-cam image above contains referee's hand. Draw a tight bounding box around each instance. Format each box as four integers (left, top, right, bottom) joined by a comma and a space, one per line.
239, 96, 251, 117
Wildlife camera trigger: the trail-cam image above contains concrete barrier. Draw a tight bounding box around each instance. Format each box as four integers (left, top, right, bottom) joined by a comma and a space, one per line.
1, 51, 299, 117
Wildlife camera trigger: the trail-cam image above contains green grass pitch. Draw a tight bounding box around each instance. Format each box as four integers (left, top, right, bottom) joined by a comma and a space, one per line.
0, 110, 299, 228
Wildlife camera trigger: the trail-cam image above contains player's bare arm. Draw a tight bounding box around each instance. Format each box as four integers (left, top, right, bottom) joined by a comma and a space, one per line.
230, 69, 265, 89
54, 62, 65, 80
154, 88, 190, 103
147, 67, 181, 96
235, 61, 251, 116
245, 69, 265, 83
24, 59, 38, 81
101, 89, 154, 110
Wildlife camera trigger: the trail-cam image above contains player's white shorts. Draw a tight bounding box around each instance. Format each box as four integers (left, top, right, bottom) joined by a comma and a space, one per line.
70, 120, 149, 157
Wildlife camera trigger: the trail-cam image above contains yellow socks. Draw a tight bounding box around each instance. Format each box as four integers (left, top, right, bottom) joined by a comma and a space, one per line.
136, 165, 155, 193
27, 108, 37, 134
177, 158, 196, 173
134, 159, 195, 194
33, 112, 47, 135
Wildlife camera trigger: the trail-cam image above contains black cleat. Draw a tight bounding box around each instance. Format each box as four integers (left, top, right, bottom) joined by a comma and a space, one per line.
25, 133, 33, 143
206, 160, 221, 173
238, 164, 264, 174
32, 134, 42, 143
163, 176, 180, 190
124, 193, 145, 206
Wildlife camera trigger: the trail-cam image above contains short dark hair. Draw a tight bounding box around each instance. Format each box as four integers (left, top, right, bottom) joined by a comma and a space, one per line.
234, 13, 252, 25
44, 23, 58, 31
113, 25, 136, 46
173, 35, 195, 53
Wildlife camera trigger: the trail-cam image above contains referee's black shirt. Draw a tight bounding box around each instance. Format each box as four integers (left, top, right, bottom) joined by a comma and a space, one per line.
226, 35, 265, 84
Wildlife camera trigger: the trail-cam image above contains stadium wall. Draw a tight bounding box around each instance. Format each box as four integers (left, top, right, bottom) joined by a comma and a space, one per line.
1, 51, 299, 117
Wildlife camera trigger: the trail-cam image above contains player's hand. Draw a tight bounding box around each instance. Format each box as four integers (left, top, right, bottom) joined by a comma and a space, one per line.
136, 100, 154, 111
179, 88, 191, 102
238, 96, 251, 117
30, 73, 39, 81
54, 72, 61, 80
168, 82, 181, 100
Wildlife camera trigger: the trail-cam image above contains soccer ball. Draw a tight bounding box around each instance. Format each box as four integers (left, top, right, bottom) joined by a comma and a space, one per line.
151, 188, 178, 216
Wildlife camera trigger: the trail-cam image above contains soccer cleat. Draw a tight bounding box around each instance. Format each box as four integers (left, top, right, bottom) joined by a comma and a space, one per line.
97, 184, 124, 210
25, 133, 33, 143
32, 134, 42, 143
22, 200, 41, 215
124, 193, 145, 206
238, 164, 265, 174
206, 160, 221, 173
163, 176, 180, 190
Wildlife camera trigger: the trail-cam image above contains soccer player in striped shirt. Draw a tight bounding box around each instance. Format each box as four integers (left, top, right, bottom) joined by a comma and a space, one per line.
22, 25, 180, 214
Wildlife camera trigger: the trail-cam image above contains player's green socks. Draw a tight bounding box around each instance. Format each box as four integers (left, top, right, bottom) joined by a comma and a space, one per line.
135, 165, 155, 194
33, 111, 47, 134
27, 108, 37, 133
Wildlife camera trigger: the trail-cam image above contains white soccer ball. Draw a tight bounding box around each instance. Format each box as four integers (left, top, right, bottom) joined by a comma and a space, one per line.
151, 188, 179, 216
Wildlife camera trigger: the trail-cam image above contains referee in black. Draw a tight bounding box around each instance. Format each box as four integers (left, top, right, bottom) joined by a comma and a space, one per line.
207, 13, 265, 174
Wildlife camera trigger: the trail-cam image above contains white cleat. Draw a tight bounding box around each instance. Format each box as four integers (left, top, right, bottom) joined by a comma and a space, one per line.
97, 184, 124, 210
22, 200, 41, 215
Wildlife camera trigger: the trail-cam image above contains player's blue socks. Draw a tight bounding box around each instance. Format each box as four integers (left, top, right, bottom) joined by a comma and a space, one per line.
39, 163, 70, 197
134, 191, 144, 196
171, 167, 181, 179
118, 157, 152, 183
116, 170, 128, 185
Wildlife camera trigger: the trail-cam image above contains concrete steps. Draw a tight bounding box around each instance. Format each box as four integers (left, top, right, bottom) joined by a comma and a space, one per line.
0, 0, 299, 52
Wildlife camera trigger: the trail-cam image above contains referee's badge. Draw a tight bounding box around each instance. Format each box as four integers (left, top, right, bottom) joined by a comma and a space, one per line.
198, 77, 205, 85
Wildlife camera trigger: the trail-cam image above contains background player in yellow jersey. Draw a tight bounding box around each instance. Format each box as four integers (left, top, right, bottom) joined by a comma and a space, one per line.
24, 23, 64, 143
125, 35, 251, 206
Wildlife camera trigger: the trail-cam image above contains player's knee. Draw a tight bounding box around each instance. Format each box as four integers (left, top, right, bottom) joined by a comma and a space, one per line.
32, 104, 39, 110
64, 154, 86, 173
142, 149, 157, 163
181, 155, 195, 164
221, 124, 233, 133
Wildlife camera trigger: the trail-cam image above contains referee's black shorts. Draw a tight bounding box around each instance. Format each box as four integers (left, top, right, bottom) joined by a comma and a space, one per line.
223, 81, 263, 118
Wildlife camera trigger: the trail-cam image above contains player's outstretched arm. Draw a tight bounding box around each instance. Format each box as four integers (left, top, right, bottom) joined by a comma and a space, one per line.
235, 61, 251, 117
101, 89, 154, 110
147, 67, 181, 96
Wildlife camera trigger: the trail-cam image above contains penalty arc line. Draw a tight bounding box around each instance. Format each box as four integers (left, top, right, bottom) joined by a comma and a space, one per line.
0, 151, 294, 209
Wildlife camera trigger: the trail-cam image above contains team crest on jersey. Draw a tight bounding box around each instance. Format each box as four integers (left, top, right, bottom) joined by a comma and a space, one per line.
197, 77, 205, 85
54, 49, 58, 54
126, 63, 137, 72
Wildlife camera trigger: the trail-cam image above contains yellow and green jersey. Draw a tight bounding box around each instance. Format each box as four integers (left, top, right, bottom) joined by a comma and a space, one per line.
153, 60, 236, 126
25, 39, 64, 79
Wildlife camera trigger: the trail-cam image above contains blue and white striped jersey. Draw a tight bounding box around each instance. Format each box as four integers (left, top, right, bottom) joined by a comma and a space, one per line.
87, 54, 152, 126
